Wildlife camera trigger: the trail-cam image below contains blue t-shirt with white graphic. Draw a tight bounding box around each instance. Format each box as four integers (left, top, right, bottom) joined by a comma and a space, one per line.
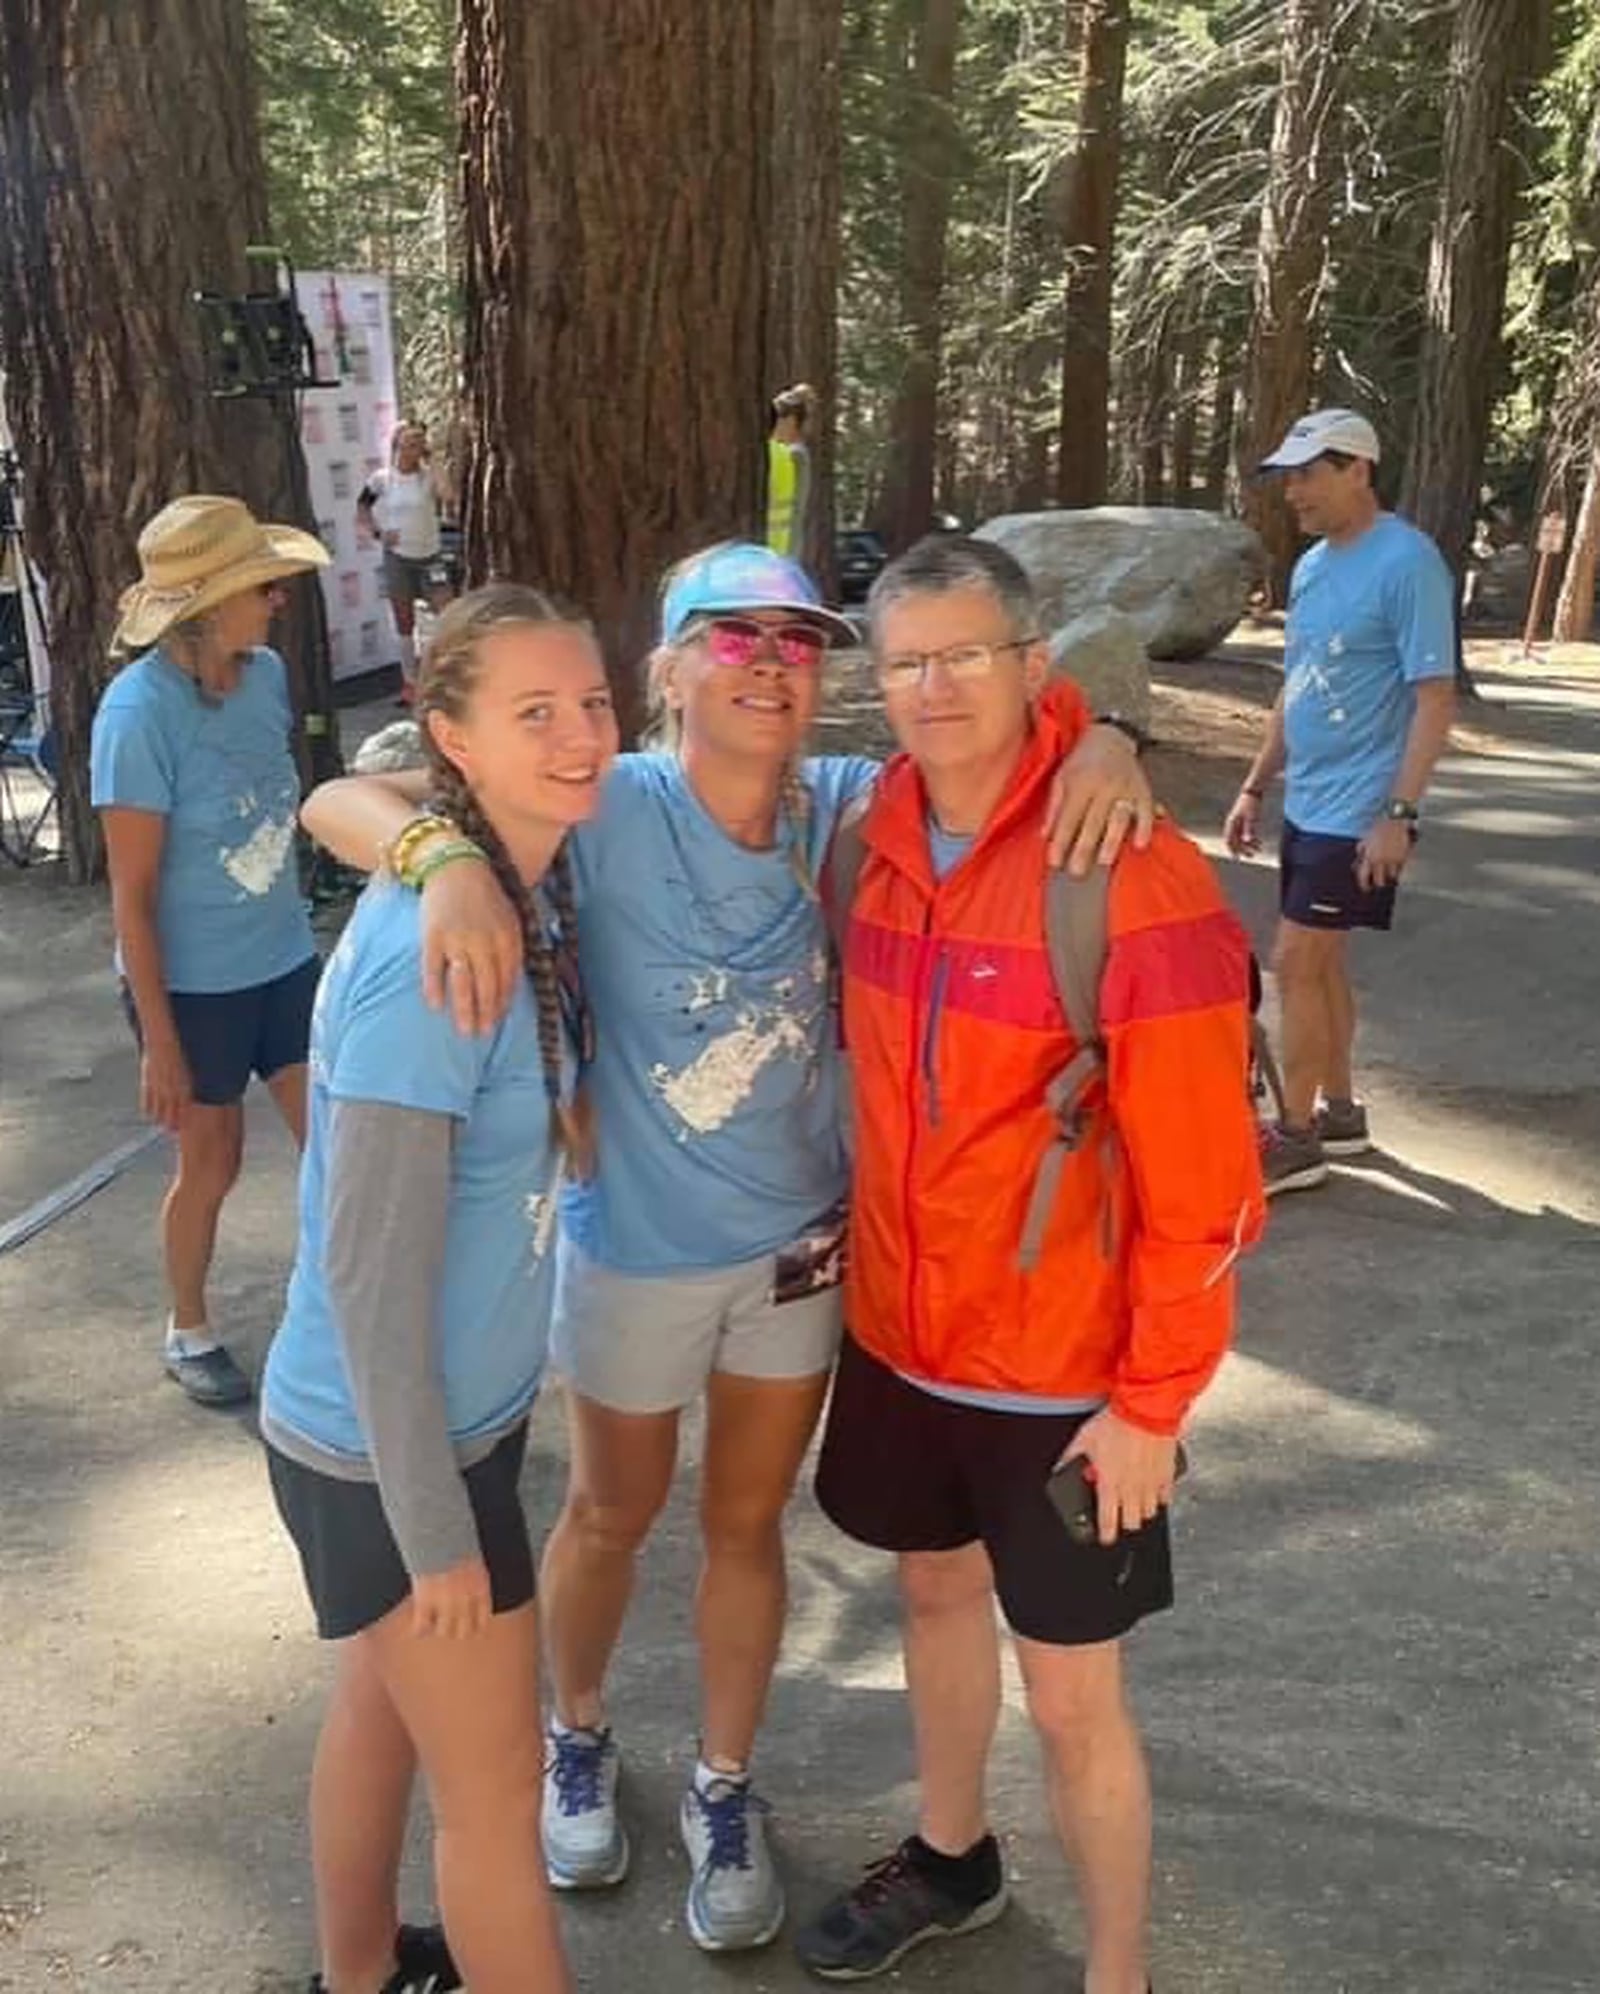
89, 646, 314, 992
1283, 515, 1456, 837
263, 883, 564, 1460
561, 751, 879, 1274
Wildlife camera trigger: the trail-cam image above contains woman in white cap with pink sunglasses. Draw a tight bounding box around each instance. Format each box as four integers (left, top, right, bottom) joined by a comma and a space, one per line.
91, 494, 328, 1407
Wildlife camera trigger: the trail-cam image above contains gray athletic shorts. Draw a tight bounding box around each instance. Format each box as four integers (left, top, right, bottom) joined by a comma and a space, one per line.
550, 1232, 844, 1415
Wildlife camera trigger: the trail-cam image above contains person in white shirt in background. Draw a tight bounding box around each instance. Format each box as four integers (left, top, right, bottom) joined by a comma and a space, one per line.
358, 420, 453, 705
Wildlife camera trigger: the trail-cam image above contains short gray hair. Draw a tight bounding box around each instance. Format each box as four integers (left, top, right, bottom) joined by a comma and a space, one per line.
865, 535, 1038, 648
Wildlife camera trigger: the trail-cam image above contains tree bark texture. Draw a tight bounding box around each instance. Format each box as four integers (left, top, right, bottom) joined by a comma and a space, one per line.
1055, 0, 1131, 510
1400, 0, 1554, 591
767, 0, 843, 592
458, 0, 770, 722
1552, 430, 1600, 642
1237, 0, 1346, 605
1169, 327, 1201, 505
0, 0, 334, 880
873, 0, 963, 554
1204, 347, 1237, 510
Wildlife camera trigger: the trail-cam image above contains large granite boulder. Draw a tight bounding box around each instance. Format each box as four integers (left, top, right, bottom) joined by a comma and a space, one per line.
1048, 606, 1151, 730
1463, 543, 1533, 628
977, 507, 1264, 660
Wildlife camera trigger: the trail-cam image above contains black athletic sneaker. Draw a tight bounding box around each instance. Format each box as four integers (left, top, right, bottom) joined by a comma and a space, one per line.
794, 1837, 1008, 1981
394, 1923, 461, 1991
307, 1921, 460, 1994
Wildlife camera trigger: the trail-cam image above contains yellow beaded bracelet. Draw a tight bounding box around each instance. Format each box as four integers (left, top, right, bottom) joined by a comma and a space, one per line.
385, 811, 464, 883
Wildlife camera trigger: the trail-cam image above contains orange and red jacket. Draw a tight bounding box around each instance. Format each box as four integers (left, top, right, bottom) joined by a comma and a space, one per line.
839, 684, 1266, 1436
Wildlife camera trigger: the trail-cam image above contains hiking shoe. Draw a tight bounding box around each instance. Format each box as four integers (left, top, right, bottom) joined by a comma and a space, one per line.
794, 1837, 1008, 1981
1260, 1121, 1329, 1196
393, 1923, 461, 1991
543, 1724, 629, 1889
679, 1774, 785, 1951
164, 1339, 252, 1407
307, 1923, 461, 1994
1315, 1099, 1373, 1157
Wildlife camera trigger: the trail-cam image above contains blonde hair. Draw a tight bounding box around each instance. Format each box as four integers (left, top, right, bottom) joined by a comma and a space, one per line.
418, 584, 597, 1172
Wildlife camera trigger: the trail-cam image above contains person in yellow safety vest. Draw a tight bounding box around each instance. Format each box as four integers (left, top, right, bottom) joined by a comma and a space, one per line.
765, 383, 814, 560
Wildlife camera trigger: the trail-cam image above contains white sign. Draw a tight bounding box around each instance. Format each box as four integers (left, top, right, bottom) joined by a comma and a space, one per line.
295, 272, 399, 682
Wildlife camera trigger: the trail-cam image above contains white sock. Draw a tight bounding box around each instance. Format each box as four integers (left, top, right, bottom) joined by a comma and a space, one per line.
398, 631, 417, 679
551, 1713, 608, 1741
696, 1757, 747, 1796
166, 1316, 221, 1360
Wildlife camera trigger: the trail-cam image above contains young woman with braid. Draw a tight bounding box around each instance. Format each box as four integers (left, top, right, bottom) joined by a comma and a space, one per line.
262, 585, 618, 1994
300, 541, 1154, 1958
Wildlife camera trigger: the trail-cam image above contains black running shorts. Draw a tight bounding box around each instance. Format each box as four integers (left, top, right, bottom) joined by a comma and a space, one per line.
816, 1335, 1174, 1647
267, 1422, 535, 1641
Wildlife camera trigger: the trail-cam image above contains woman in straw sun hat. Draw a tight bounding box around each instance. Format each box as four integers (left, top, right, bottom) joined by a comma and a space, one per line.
90, 494, 329, 1409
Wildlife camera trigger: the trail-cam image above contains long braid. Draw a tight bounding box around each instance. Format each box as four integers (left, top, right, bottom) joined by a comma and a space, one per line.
542, 844, 598, 1175
429, 761, 579, 1160
781, 758, 817, 900
416, 582, 598, 1171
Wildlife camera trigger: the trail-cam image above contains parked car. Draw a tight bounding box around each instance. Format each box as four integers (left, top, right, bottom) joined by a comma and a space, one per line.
836, 527, 887, 603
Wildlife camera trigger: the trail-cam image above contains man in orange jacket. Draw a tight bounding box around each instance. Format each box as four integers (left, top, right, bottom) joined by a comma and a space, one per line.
794, 537, 1265, 1993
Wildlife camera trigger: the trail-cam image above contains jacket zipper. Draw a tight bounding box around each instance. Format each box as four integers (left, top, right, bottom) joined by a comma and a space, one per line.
922, 951, 949, 1127
897, 909, 933, 1363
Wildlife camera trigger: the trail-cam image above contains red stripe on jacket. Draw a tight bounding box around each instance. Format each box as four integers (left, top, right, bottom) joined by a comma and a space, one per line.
847, 920, 1061, 1032
1101, 907, 1253, 1029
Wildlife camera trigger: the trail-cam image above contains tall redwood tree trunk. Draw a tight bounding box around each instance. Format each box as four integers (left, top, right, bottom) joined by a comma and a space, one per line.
458, 0, 770, 722
1055, 0, 1131, 509
1236, 0, 1345, 605
1401, 0, 1555, 602
767, 0, 844, 593
1552, 432, 1600, 643
1203, 345, 1237, 510
873, 0, 963, 554
0, 0, 333, 881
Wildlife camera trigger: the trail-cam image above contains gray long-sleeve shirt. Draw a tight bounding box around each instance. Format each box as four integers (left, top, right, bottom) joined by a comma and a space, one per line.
261, 1099, 516, 1578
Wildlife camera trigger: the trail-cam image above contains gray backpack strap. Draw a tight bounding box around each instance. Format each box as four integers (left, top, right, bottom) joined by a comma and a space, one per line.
821, 789, 873, 963
1251, 1016, 1286, 1123
1019, 867, 1115, 1271
1044, 863, 1110, 1052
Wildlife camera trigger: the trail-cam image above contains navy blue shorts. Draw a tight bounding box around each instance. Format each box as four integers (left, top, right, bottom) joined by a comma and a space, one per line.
120, 954, 320, 1107
1279, 819, 1405, 932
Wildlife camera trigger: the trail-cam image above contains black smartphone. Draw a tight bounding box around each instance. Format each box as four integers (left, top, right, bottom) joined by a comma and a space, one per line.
1046, 1443, 1189, 1546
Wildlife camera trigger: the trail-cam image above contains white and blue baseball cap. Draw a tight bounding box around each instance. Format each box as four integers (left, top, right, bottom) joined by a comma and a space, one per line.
1257, 408, 1381, 473
659, 541, 857, 647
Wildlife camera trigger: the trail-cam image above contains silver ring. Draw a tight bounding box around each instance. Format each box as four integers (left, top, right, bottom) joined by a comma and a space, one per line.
1110, 797, 1138, 815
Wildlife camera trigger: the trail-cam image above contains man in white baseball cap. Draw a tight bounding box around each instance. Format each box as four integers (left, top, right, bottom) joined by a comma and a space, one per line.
1224, 409, 1457, 1194
1256, 407, 1382, 472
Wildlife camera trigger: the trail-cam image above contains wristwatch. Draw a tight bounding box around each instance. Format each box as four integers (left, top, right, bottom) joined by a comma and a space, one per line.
1094, 711, 1149, 754
1384, 798, 1420, 823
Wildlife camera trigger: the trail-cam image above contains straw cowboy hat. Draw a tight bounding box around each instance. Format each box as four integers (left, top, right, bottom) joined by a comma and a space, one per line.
113, 494, 329, 651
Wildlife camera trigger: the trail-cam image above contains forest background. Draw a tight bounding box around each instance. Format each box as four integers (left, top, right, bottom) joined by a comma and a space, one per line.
3, 0, 1600, 877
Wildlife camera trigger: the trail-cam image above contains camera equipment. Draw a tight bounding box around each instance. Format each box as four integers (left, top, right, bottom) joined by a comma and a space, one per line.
194, 249, 337, 400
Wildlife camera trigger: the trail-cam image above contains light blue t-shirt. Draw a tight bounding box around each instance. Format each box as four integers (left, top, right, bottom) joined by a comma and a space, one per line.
561, 751, 879, 1274
927, 819, 974, 879
89, 646, 315, 992
263, 883, 564, 1460
1283, 515, 1456, 837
